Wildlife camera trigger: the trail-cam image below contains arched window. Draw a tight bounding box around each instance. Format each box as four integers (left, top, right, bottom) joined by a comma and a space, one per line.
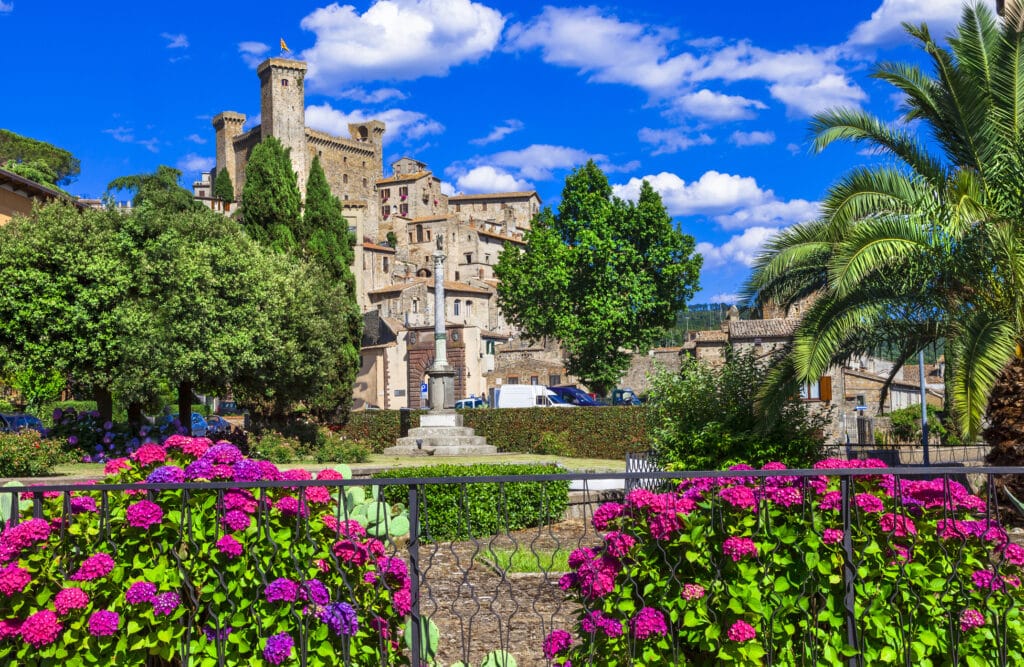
416, 225, 423, 243
454, 299, 461, 316
465, 300, 472, 317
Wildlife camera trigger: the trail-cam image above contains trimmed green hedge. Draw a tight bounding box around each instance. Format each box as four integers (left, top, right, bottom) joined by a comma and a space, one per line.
374, 463, 569, 541
333, 406, 650, 459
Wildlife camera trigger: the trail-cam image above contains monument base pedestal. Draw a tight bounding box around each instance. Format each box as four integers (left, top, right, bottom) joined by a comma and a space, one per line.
383, 411, 497, 457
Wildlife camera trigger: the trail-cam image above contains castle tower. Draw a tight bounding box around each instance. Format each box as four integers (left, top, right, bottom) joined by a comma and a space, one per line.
349, 120, 386, 177
212, 112, 246, 198
258, 58, 309, 194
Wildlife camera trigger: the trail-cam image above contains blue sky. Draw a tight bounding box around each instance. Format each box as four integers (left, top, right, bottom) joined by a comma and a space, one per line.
0, 0, 973, 302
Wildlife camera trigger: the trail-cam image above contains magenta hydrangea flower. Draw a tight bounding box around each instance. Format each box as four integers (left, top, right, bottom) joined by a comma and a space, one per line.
70, 496, 98, 514
960, 609, 985, 632
202, 443, 243, 465
275, 496, 308, 517
719, 486, 757, 509
823, 528, 844, 545
263, 632, 294, 665
223, 490, 258, 514
130, 444, 167, 466
54, 587, 89, 615
592, 502, 625, 530
88, 610, 119, 637
604, 531, 636, 558
543, 629, 573, 658
215, 535, 244, 558
0, 518, 51, 562
727, 620, 757, 642
153, 591, 181, 616
722, 536, 758, 562
392, 587, 412, 616
322, 516, 366, 538
299, 579, 330, 606
126, 581, 157, 605
767, 486, 802, 507
20, 610, 62, 648
126, 500, 164, 530
879, 513, 917, 537
574, 554, 619, 599
581, 610, 623, 637
70, 553, 115, 582
854, 493, 885, 513
222, 510, 251, 532
630, 607, 668, 639
818, 491, 842, 512
181, 437, 213, 458
0, 619, 21, 641
264, 578, 299, 603
378, 556, 410, 588
681, 583, 706, 600
1005, 543, 1024, 567
0, 563, 31, 596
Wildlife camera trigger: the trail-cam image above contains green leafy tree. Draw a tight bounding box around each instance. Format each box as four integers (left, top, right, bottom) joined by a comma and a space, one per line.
241, 136, 302, 251
304, 155, 354, 280
0, 129, 80, 185
744, 2, 1024, 449
647, 348, 828, 470
0, 203, 147, 422
0, 365, 65, 414
2, 159, 62, 191
495, 160, 701, 394
213, 167, 234, 202
107, 165, 200, 212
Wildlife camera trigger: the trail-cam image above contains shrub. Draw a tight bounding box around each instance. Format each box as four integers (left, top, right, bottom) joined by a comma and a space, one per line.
46, 407, 144, 463
0, 432, 70, 477
546, 460, 1024, 666
647, 348, 828, 470
375, 464, 570, 541
335, 407, 650, 460
249, 431, 301, 463
314, 431, 370, 464
0, 436, 411, 665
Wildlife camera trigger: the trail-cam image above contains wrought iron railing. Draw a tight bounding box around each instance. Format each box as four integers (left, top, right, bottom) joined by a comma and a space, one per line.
2, 467, 1023, 665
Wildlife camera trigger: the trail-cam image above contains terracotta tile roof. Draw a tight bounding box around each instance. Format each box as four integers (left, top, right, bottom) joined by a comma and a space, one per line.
376, 171, 431, 184
366, 280, 422, 295
430, 279, 493, 295
477, 228, 526, 244
448, 191, 538, 201
0, 167, 86, 209
363, 242, 396, 253
365, 278, 493, 296
728, 319, 798, 339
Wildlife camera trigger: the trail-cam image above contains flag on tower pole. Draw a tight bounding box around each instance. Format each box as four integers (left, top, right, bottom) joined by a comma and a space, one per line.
280, 38, 290, 53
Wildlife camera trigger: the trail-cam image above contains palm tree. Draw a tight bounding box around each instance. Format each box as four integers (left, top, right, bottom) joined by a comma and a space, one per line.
743, 2, 1024, 452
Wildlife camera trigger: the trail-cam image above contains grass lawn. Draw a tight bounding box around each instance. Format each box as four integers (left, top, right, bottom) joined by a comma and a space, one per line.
478, 546, 571, 574
35, 452, 624, 482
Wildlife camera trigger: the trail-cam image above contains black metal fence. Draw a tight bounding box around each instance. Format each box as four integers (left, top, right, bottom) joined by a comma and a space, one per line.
2, 467, 1024, 666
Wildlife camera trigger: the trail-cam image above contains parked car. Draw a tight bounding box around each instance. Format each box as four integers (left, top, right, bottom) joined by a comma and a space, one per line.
455, 396, 488, 409
205, 415, 232, 436
160, 411, 209, 437
612, 388, 643, 406
549, 385, 602, 406
0, 413, 45, 434
495, 385, 575, 408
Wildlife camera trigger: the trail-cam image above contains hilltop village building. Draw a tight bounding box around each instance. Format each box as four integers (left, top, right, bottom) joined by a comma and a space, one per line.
199, 56, 566, 409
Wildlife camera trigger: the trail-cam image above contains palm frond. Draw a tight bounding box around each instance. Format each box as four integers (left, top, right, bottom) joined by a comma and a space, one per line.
820, 167, 926, 229
829, 217, 931, 298
949, 309, 1016, 439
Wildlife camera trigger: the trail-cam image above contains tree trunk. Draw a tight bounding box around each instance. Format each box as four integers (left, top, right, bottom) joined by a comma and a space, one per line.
984, 356, 1024, 465
127, 402, 144, 430
94, 387, 113, 424
178, 381, 193, 436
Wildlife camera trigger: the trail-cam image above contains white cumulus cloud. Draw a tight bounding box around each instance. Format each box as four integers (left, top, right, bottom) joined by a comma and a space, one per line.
672, 89, 767, 121
238, 41, 270, 68
305, 103, 444, 144
336, 87, 407, 104
471, 119, 525, 146
847, 0, 964, 47
455, 166, 532, 193
161, 32, 189, 49
186, 133, 207, 145
451, 144, 635, 183
300, 0, 505, 91
612, 170, 819, 230
730, 130, 776, 147
697, 226, 781, 269
0, 2, 13, 12
638, 128, 714, 156
176, 153, 214, 174
770, 73, 868, 116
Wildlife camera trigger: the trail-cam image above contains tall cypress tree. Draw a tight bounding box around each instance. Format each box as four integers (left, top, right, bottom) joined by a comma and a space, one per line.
240, 137, 302, 251
303, 155, 362, 418
213, 167, 234, 202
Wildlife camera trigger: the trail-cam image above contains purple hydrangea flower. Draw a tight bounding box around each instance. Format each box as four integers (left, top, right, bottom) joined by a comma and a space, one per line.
232, 459, 264, 482
320, 602, 358, 636
264, 578, 299, 603
88, 610, 119, 637
543, 629, 573, 658
126, 581, 158, 605
263, 632, 293, 665
146, 466, 185, 485
630, 607, 668, 639
153, 591, 181, 616
215, 535, 244, 558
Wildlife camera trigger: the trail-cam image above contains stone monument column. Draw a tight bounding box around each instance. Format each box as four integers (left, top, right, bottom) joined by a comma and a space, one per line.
384, 235, 495, 456
427, 238, 455, 410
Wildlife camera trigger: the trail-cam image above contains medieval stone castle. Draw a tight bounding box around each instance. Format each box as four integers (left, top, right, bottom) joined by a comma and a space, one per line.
192, 57, 564, 409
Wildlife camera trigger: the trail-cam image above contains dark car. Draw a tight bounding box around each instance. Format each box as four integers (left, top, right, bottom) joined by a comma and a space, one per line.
159, 412, 209, 437
0, 413, 45, 434
205, 415, 232, 436
549, 386, 602, 407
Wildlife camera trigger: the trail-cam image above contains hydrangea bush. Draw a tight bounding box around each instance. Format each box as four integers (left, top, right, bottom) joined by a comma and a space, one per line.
547, 459, 1024, 666
0, 435, 413, 665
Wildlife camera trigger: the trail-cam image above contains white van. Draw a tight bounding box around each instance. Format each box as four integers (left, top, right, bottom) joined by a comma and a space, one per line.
495, 384, 575, 408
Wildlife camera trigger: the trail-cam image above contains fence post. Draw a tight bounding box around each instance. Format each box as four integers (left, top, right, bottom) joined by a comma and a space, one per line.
840, 476, 860, 667
408, 483, 422, 664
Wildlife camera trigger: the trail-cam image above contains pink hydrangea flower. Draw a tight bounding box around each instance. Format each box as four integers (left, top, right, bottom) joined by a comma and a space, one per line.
223, 490, 258, 514
316, 469, 346, 480
70, 553, 115, 582
130, 444, 167, 467
0, 619, 21, 640
216, 535, 243, 558
581, 610, 623, 637
126, 500, 164, 530
682, 583, 706, 600
719, 486, 757, 509
543, 629, 573, 658
0, 564, 31, 596
20, 610, 61, 648
630, 607, 668, 639
103, 458, 132, 475
960, 609, 985, 632
817, 491, 842, 511
575, 554, 619, 599
332, 540, 369, 566
722, 537, 758, 562
54, 587, 89, 615
152, 591, 181, 616
125, 581, 157, 605
854, 494, 884, 513
727, 620, 757, 642
392, 587, 411, 616
1004, 543, 1024, 567
604, 531, 636, 558
823, 529, 844, 545
88, 610, 119, 637
879, 513, 917, 537
222, 510, 251, 532
275, 496, 308, 517
322, 516, 366, 538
